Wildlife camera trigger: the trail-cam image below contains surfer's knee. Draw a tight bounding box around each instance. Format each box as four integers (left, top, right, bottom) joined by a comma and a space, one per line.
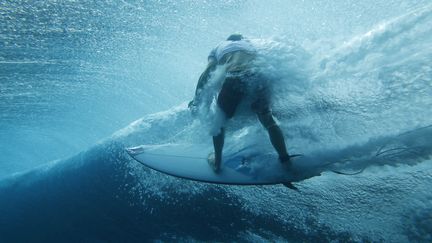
257, 111, 278, 130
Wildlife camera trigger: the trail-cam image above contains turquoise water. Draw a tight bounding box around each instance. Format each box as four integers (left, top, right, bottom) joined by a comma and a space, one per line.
1, 1, 431, 241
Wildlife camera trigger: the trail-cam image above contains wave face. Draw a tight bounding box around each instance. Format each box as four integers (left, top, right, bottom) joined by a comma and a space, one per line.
1, 0, 432, 242
0, 108, 431, 242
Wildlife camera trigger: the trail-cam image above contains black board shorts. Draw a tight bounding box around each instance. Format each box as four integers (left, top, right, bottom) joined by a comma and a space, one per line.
217, 71, 270, 119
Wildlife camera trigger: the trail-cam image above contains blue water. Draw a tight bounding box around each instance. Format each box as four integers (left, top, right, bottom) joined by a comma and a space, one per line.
1, 0, 432, 242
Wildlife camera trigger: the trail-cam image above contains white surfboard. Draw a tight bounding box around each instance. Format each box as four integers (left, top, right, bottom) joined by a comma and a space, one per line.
126, 143, 323, 185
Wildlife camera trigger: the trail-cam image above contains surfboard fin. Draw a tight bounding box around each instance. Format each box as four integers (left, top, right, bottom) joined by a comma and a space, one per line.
282, 182, 299, 191
289, 154, 303, 158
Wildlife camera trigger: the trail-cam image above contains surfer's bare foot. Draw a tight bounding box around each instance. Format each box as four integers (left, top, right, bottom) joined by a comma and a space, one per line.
279, 154, 292, 165
280, 154, 297, 173
281, 154, 304, 175
208, 153, 221, 173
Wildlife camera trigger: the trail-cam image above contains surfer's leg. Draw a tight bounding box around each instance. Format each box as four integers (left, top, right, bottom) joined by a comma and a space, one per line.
251, 76, 291, 164
211, 75, 244, 172
212, 128, 225, 171
257, 111, 291, 163
217, 75, 244, 119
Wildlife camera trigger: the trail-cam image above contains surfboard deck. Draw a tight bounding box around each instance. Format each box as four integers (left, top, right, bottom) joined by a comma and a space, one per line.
126, 143, 321, 185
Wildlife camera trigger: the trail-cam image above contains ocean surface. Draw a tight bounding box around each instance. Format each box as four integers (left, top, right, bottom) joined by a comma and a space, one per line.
1, 0, 431, 242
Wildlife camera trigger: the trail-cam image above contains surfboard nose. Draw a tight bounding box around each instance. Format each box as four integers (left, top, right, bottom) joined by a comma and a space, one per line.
126, 146, 145, 155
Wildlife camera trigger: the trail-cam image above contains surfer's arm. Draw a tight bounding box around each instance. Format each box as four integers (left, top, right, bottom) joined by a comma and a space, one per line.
190, 58, 217, 106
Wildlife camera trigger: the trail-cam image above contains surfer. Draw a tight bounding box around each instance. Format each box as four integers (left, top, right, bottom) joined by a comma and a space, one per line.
189, 34, 291, 173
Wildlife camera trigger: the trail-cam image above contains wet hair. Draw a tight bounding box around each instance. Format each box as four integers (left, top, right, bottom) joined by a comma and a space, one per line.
226, 34, 243, 41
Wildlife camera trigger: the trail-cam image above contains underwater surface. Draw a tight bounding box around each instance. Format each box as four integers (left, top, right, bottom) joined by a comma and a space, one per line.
1, 0, 431, 242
